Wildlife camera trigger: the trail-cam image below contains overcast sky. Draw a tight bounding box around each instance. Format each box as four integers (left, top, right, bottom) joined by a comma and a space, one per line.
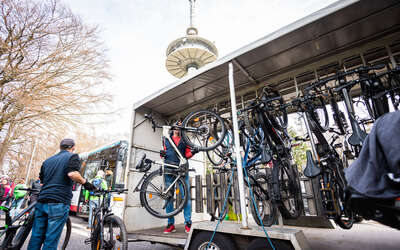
63, 0, 338, 137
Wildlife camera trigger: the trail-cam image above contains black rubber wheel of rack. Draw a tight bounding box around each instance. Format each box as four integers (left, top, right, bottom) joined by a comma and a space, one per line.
181, 110, 226, 151
140, 169, 188, 218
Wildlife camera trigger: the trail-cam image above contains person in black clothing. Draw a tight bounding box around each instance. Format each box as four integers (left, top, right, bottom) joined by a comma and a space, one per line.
345, 111, 400, 230
28, 138, 97, 250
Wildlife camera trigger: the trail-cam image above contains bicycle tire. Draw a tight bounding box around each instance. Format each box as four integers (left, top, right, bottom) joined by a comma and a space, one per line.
250, 184, 276, 227
330, 95, 346, 135
91, 215, 102, 250
100, 215, 128, 250
206, 135, 225, 166
275, 161, 302, 220
60, 216, 72, 250
140, 169, 188, 218
263, 92, 288, 131
181, 110, 226, 151
308, 96, 329, 132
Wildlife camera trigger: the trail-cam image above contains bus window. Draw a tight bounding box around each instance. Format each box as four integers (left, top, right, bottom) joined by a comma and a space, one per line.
84, 161, 101, 180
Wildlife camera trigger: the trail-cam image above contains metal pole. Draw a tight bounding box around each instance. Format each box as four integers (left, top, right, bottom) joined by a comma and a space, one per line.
25, 140, 37, 184
228, 62, 249, 229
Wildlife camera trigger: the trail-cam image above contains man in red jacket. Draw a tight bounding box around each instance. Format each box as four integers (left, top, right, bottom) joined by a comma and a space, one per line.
160, 122, 199, 234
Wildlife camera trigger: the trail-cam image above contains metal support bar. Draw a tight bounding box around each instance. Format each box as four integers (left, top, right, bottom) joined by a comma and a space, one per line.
360, 52, 367, 66
233, 59, 258, 85
228, 62, 248, 229
386, 45, 398, 68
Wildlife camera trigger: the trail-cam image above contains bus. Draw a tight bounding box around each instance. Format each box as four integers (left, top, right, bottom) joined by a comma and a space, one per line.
70, 140, 128, 218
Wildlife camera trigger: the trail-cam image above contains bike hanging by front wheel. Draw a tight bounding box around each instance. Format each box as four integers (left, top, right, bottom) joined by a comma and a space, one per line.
181, 110, 226, 151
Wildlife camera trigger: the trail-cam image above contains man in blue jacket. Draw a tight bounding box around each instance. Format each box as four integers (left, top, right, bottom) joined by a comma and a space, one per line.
28, 139, 97, 250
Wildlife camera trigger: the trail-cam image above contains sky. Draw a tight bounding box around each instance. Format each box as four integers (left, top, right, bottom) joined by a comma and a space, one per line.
63, 0, 338, 137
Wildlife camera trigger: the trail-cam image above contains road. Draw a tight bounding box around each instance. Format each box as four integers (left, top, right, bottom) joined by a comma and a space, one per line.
6, 215, 175, 250
59, 216, 174, 250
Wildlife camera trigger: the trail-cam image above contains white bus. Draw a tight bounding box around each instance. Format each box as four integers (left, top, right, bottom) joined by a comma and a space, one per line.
70, 140, 128, 218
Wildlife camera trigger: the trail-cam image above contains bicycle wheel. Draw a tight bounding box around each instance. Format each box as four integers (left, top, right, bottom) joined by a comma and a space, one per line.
91, 215, 102, 250
101, 215, 128, 250
330, 95, 346, 135
4, 208, 35, 249
206, 136, 226, 166
181, 110, 226, 151
140, 169, 188, 218
275, 160, 302, 219
250, 183, 276, 227
58, 216, 72, 250
309, 96, 329, 132
262, 91, 288, 131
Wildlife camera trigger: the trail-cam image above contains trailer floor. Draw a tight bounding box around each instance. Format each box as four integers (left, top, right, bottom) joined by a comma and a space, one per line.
127, 220, 400, 250
127, 224, 187, 247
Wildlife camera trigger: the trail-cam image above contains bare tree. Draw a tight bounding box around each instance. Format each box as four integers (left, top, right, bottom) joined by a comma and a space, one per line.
0, 0, 112, 167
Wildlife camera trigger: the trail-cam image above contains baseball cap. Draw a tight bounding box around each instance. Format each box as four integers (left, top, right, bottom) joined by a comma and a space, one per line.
60, 138, 75, 148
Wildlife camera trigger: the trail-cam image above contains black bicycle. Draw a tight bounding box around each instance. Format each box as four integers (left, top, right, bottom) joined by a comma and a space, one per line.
86, 189, 128, 250
238, 90, 302, 223
291, 93, 354, 229
0, 188, 71, 250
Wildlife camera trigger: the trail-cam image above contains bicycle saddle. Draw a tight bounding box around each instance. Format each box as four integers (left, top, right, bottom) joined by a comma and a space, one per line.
136, 153, 151, 172
303, 150, 321, 178
348, 130, 367, 146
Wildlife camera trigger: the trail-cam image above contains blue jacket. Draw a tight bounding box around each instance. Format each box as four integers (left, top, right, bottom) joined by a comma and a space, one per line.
163, 136, 190, 166
38, 150, 75, 204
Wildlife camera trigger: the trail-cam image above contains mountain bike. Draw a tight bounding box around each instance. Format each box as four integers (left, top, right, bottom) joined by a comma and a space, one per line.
85, 189, 128, 250
133, 110, 226, 218
290, 93, 354, 229
0, 188, 71, 250
238, 90, 302, 222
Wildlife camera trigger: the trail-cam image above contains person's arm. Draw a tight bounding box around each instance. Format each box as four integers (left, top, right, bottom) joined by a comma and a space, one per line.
67, 154, 96, 191
66, 154, 86, 185
102, 179, 108, 190
39, 164, 44, 183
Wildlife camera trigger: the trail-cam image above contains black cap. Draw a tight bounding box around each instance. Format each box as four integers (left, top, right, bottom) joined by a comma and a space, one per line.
60, 138, 75, 148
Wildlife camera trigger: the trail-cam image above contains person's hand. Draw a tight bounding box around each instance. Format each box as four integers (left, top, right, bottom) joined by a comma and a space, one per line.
160, 150, 166, 158
83, 180, 97, 191
191, 147, 200, 155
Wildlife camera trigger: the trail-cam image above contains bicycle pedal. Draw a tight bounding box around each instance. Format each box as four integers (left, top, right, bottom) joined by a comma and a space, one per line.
84, 238, 91, 245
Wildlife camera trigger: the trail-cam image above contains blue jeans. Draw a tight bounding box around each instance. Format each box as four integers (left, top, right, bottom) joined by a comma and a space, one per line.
10, 197, 24, 218
165, 174, 191, 225
88, 199, 99, 228
27, 202, 69, 250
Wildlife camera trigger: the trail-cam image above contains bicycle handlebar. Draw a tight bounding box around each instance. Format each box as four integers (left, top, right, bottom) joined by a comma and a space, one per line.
19, 188, 40, 194
305, 64, 386, 91
91, 188, 128, 196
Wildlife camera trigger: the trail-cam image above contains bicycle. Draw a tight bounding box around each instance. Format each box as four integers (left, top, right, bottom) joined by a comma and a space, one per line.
238, 90, 302, 222
0, 188, 71, 250
133, 110, 226, 219
86, 188, 128, 250
290, 93, 355, 229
